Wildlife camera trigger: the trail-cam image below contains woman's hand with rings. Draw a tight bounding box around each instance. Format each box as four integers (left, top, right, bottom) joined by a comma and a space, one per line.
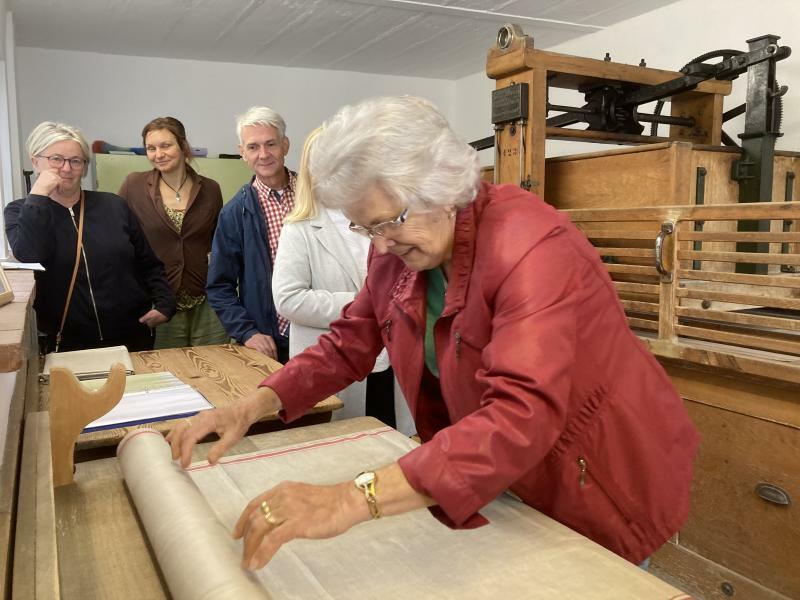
234, 480, 369, 570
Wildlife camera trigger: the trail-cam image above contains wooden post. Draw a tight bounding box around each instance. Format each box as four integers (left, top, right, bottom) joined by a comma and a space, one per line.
49, 363, 126, 487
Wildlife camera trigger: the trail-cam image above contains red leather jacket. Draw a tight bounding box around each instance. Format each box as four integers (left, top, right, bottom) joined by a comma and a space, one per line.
264, 182, 699, 563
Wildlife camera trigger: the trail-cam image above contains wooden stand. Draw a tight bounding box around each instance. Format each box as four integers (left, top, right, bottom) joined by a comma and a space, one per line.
48, 363, 126, 487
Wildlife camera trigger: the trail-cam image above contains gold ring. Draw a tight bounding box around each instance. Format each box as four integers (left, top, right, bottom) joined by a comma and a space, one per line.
260, 500, 278, 525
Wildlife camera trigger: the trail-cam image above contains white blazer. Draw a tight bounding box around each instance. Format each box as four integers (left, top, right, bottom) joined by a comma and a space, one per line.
272, 210, 413, 432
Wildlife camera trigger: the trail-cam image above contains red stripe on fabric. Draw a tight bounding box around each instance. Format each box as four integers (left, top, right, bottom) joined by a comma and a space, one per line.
187, 426, 395, 472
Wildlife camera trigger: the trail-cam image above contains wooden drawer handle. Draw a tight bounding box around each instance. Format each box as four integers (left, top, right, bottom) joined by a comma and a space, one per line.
756, 483, 791, 506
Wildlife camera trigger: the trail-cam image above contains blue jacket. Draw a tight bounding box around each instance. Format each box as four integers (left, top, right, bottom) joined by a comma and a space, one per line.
207, 177, 287, 349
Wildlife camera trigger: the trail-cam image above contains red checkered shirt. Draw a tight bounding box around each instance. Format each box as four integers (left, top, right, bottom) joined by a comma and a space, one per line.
253, 169, 296, 336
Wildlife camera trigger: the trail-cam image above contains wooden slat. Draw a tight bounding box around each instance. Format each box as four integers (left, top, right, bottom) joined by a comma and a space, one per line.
621, 300, 660, 315
0, 367, 27, 600
677, 269, 800, 289
545, 127, 673, 146
594, 247, 654, 258
614, 281, 661, 295
526, 48, 732, 93
566, 201, 800, 223
576, 229, 657, 240
13, 412, 59, 599
627, 317, 659, 331
676, 202, 800, 221
676, 306, 800, 332
674, 324, 800, 356
606, 264, 660, 276
678, 231, 800, 243
566, 207, 667, 222
676, 288, 800, 310
678, 250, 800, 266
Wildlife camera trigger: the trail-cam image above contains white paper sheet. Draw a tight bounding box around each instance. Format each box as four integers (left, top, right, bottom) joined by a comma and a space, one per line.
83, 372, 213, 432
1, 260, 45, 271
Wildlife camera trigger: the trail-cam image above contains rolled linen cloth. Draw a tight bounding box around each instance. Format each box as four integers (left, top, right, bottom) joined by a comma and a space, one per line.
117, 428, 269, 600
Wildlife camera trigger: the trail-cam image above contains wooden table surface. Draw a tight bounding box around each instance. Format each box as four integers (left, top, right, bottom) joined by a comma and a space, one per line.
39, 343, 343, 452
15, 414, 691, 600
19, 415, 385, 600
0, 269, 35, 372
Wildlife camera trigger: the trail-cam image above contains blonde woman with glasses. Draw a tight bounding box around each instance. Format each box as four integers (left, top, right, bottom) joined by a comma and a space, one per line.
4, 121, 175, 352
272, 128, 412, 432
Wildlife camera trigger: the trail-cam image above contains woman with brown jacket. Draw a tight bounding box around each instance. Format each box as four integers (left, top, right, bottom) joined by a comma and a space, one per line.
119, 117, 228, 349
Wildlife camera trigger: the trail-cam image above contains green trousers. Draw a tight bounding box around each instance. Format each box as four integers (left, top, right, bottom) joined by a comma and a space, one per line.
154, 298, 230, 350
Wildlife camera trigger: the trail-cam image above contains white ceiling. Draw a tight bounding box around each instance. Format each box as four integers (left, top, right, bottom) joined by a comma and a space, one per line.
11, 0, 681, 79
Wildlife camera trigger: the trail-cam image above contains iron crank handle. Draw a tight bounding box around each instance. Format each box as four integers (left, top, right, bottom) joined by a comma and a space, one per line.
654, 222, 674, 281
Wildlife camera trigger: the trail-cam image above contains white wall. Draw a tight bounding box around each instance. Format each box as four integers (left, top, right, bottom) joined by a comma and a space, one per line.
452, 0, 800, 162
0, 0, 5, 57
3, 12, 21, 198
16, 48, 456, 182
14, 0, 800, 179
1, 7, 24, 256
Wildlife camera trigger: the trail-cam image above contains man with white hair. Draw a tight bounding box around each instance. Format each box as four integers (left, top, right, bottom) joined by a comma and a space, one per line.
207, 106, 295, 362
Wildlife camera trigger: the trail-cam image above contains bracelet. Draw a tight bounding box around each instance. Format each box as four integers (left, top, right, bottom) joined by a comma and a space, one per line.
354, 471, 381, 519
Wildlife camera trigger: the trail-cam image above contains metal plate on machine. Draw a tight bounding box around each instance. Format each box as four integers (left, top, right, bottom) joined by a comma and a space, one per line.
492, 84, 529, 124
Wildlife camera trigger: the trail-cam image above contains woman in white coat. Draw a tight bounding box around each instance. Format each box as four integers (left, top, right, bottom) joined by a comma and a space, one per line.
272, 129, 412, 432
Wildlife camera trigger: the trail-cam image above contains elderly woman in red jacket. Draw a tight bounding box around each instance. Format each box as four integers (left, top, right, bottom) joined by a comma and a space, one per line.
169, 96, 699, 571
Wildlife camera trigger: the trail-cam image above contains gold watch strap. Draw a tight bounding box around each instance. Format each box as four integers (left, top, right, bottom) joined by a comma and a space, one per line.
356, 472, 381, 519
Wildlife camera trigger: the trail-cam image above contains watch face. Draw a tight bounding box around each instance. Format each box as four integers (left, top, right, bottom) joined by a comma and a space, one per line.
355, 471, 376, 488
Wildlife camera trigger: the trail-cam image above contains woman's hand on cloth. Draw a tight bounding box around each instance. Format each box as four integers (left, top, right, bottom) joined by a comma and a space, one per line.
234, 479, 369, 570
139, 309, 169, 328
166, 386, 283, 468
234, 463, 435, 570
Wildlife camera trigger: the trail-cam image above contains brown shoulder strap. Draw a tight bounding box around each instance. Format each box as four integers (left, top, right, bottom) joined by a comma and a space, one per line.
55, 191, 85, 352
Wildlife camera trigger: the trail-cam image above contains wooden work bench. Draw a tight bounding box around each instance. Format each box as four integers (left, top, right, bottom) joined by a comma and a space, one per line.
36, 344, 343, 459
0, 270, 38, 600
15, 414, 692, 600
0, 269, 342, 598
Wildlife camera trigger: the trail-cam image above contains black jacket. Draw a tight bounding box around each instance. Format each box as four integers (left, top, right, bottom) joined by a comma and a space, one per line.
4, 191, 176, 350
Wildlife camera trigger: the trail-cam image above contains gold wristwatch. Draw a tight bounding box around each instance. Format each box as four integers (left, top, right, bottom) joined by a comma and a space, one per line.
354, 471, 381, 519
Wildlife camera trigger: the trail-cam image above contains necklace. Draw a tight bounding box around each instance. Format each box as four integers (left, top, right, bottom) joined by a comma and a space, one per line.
161, 172, 188, 203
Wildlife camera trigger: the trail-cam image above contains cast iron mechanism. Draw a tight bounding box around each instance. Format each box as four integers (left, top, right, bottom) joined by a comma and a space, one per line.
544, 38, 790, 136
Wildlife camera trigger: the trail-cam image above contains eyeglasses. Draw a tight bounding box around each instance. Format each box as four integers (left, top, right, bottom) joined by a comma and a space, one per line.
37, 155, 87, 170
349, 207, 409, 239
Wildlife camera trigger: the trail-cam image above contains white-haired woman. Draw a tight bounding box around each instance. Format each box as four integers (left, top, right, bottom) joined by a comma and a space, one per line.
206, 106, 294, 362
5, 121, 175, 352
272, 128, 414, 432
169, 97, 698, 570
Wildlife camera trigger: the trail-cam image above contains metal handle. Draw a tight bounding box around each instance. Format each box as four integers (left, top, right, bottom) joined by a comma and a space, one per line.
654, 222, 674, 281
756, 483, 791, 506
